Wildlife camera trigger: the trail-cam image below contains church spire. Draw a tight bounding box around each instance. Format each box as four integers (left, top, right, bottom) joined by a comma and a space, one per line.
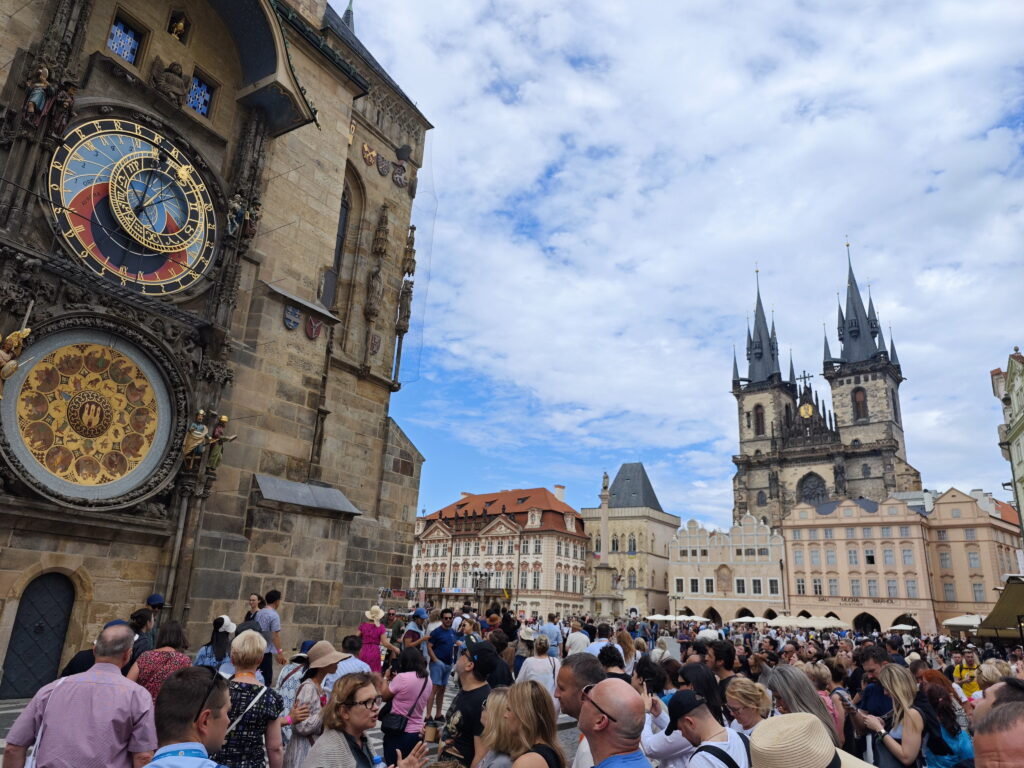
788, 351, 796, 386
877, 326, 888, 356
889, 329, 901, 367
839, 243, 878, 363
823, 328, 835, 366
732, 347, 740, 387
342, 0, 355, 31
746, 272, 781, 384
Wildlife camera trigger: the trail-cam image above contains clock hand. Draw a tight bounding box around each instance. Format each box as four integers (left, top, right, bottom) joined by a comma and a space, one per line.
134, 180, 171, 214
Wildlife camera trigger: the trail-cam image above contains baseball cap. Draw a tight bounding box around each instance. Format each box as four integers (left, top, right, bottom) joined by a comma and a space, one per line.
413, 607, 429, 619
103, 619, 129, 629
146, 593, 165, 607
462, 636, 499, 677
664, 690, 708, 734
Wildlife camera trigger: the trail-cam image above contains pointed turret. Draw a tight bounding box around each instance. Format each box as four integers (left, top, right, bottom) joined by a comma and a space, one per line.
876, 327, 888, 357
747, 280, 781, 383
839, 252, 878, 362
823, 331, 835, 366
836, 299, 845, 344
342, 0, 355, 31
889, 333, 901, 368
788, 353, 796, 386
867, 295, 880, 338
732, 349, 741, 387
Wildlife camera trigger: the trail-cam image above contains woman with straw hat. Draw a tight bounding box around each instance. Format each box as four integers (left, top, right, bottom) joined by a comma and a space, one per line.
750, 712, 873, 768
359, 605, 399, 674
281, 640, 349, 767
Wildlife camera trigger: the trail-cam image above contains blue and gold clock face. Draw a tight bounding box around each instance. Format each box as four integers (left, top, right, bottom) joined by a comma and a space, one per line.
47, 118, 217, 296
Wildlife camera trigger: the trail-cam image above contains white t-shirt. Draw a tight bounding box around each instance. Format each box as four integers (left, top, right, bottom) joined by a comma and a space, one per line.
571, 736, 592, 768
688, 728, 749, 768
565, 631, 590, 656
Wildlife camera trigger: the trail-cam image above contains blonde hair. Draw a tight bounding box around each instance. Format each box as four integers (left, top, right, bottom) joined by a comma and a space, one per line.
324, 673, 374, 731
616, 630, 636, 663
804, 661, 832, 691
571, 621, 581, 631
230, 630, 267, 668
506, 681, 565, 762
978, 659, 1011, 689
878, 664, 918, 729
634, 638, 648, 653
534, 634, 550, 656
481, 688, 515, 756
724, 676, 772, 718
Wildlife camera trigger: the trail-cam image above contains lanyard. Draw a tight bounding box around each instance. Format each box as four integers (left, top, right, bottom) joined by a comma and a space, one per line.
152, 748, 209, 760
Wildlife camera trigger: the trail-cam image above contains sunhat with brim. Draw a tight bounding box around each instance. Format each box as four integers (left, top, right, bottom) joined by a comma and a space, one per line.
216, 615, 237, 634
751, 713, 873, 768
519, 626, 536, 641
307, 640, 351, 669
365, 605, 386, 621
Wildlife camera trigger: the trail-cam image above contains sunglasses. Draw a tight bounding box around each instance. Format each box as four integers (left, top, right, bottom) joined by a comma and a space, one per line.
193, 666, 221, 723
345, 695, 384, 710
581, 684, 618, 722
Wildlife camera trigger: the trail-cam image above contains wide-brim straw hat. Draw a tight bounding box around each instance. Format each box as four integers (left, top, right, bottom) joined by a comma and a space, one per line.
519, 626, 536, 641
751, 713, 873, 768
365, 605, 386, 621
307, 640, 351, 669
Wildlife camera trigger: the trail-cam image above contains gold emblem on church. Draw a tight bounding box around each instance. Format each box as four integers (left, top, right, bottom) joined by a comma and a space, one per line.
16, 343, 159, 486
362, 142, 377, 165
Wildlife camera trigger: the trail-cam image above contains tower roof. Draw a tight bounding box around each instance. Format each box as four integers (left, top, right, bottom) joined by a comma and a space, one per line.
838, 251, 879, 363
746, 279, 781, 383
608, 462, 663, 512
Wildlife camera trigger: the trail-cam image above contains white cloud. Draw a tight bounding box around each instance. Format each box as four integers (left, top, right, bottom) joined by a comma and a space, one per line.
340, 0, 1024, 525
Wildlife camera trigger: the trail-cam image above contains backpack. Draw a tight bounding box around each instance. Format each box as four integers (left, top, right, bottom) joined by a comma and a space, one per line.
693, 732, 750, 768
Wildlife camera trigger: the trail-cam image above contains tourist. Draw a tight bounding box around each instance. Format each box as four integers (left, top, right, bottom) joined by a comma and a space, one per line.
143, 666, 230, 767
803, 662, 843, 743
144, 594, 166, 645
360, 605, 400, 674
598, 645, 632, 683
649, 638, 670, 665
724, 677, 771, 736
245, 593, 264, 623
553, 653, 607, 768
974, 659, 1012, 704
666, 690, 751, 768
128, 620, 193, 703
276, 641, 317, 746
749, 712, 873, 768
381, 647, 431, 766
478, 687, 515, 768
384, 608, 407, 671
438, 637, 498, 767
577, 678, 649, 768
919, 682, 974, 768
617, 631, 638, 675
127, 608, 156, 672
4, 623, 156, 767
503, 680, 567, 768
918, 670, 970, 730
706, 641, 737, 699
974, 700, 1024, 766
858, 664, 924, 768
280, 640, 346, 768
303, 672, 429, 768
193, 615, 237, 673
255, 590, 286, 686
586, 624, 623, 658
821, 657, 856, 749
677, 663, 727, 726
853, 645, 890, 718
403, 607, 430, 661
953, 646, 981, 699
763, 665, 838, 746
971, 675, 1024, 725
428, 609, 460, 721
540, 614, 563, 658
489, 629, 517, 686
321, 637, 369, 695
631, 656, 669, 702
566, 622, 590, 656
211, 630, 285, 768
515, 626, 535, 675
517, 634, 561, 701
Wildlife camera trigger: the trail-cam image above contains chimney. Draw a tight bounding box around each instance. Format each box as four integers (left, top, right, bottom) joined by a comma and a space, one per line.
554, 484, 566, 501
461, 491, 471, 498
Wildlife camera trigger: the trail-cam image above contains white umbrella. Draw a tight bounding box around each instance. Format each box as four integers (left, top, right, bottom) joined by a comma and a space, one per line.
766, 615, 795, 628
888, 624, 916, 632
825, 617, 850, 629
729, 616, 769, 624
672, 614, 695, 621
942, 614, 983, 629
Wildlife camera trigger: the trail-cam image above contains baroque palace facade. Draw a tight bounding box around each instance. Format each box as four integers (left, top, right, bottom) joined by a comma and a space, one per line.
412, 488, 589, 619
0, 0, 429, 699
668, 256, 1021, 633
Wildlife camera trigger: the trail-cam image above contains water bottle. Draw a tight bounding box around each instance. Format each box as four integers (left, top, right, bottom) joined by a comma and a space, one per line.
373, 756, 384, 768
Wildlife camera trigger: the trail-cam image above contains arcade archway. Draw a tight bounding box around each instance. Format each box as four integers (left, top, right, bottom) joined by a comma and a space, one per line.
704, 607, 723, 626
853, 612, 881, 635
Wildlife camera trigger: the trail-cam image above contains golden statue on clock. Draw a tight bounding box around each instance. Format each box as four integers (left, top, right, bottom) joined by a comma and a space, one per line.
47, 117, 217, 296
799, 403, 815, 419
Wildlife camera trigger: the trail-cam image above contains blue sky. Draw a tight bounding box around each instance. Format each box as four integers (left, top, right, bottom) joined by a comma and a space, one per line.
334, 0, 1024, 527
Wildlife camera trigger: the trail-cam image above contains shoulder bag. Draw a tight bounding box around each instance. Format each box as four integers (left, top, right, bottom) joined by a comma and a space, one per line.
381, 675, 429, 735
692, 732, 750, 768
26, 677, 67, 768
226, 683, 268, 735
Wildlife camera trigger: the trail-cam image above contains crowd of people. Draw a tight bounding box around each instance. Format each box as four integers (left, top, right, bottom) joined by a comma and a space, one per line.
3, 594, 1024, 768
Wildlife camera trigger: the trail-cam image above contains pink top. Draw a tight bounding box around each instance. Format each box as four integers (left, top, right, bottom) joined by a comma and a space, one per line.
135, 649, 192, 702
818, 690, 843, 737
358, 622, 388, 672
6, 662, 157, 767
389, 671, 431, 734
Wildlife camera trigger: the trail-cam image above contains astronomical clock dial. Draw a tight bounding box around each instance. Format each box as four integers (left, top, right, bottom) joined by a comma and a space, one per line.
47, 118, 217, 296
799, 403, 815, 419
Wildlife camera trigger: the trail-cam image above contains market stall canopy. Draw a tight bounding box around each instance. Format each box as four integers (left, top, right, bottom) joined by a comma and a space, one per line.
942, 614, 984, 629
976, 575, 1024, 638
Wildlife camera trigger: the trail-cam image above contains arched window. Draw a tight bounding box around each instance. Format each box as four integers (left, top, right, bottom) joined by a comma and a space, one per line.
627, 569, 637, 589
628, 534, 637, 553
852, 388, 869, 420
754, 405, 766, 436
611, 535, 619, 553
756, 490, 767, 507
784, 404, 792, 427
798, 473, 828, 506
595, 536, 601, 553
891, 389, 900, 423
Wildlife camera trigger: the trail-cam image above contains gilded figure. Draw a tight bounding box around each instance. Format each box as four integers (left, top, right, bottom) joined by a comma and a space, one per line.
0, 328, 31, 399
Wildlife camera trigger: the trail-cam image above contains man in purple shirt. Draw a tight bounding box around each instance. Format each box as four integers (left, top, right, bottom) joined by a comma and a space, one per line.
3, 623, 157, 768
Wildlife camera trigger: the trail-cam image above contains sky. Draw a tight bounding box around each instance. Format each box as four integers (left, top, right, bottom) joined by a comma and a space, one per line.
333, 0, 1024, 529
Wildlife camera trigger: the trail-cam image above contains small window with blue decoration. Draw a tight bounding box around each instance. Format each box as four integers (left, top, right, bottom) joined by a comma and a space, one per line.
107, 14, 145, 65
187, 71, 215, 117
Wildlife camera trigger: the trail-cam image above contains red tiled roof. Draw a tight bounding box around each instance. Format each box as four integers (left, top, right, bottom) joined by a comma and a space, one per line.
424, 488, 587, 537
995, 499, 1020, 526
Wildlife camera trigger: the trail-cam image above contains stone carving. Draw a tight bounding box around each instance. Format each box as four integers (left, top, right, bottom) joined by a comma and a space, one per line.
151, 59, 187, 108
769, 470, 779, 499
396, 280, 413, 334
47, 81, 77, 138
22, 66, 53, 127
364, 265, 383, 321
402, 225, 417, 277
183, 410, 208, 469
0, 328, 31, 398
602, 471, 609, 492
226, 194, 244, 236
371, 204, 389, 258
833, 459, 847, 496
206, 415, 236, 471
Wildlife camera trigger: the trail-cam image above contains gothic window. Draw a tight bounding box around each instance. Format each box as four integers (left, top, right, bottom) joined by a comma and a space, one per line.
628, 534, 637, 553
611, 536, 619, 552
107, 15, 144, 64
627, 569, 637, 589
891, 389, 900, 423
798, 473, 828, 506
756, 491, 767, 507
785, 404, 792, 427
861, 463, 871, 478
595, 536, 601, 553
754, 405, 766, 436
852, 388, 869, 420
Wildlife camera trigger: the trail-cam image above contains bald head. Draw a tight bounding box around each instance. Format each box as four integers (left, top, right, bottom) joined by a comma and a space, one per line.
95, 624, 134, 662
584, 678, 645, 743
